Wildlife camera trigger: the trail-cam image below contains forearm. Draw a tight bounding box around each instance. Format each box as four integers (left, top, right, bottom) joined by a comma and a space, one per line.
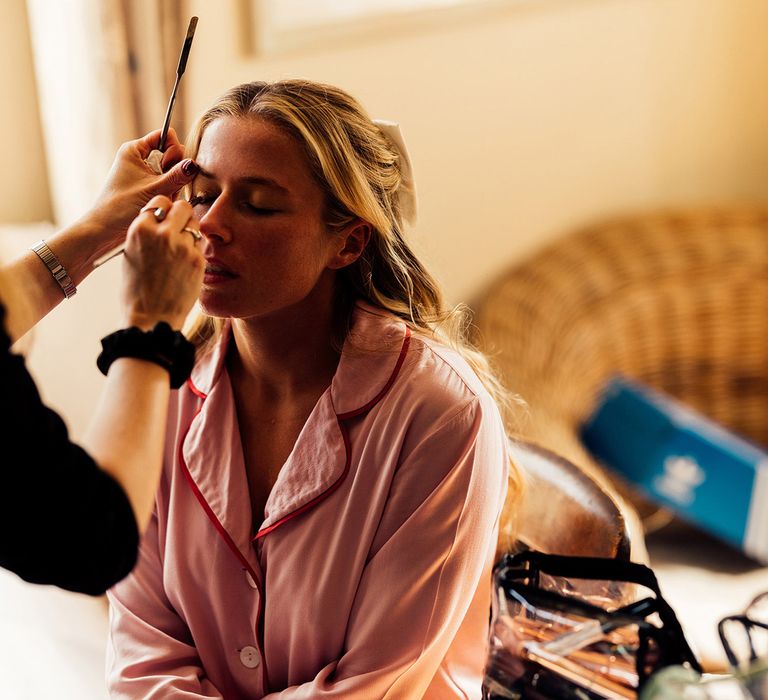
1, 217, 116, 342
1, 127, 197, 342
82, 358, 172, 533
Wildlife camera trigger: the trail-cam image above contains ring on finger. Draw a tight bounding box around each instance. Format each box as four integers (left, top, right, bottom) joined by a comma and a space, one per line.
151, 207, 168, 222
139, 203, 168, 222
182, 226, 202, 242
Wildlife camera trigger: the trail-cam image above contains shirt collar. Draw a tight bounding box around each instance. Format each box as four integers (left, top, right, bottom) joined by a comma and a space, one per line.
182, 301, 410, 540
330, 301, 409, 417
187, 301, 409, 417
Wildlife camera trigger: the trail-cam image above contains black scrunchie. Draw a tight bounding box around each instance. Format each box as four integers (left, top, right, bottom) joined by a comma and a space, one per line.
97, 322, 195, 389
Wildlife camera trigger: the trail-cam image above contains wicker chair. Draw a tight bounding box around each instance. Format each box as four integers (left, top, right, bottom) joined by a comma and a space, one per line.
477, 207, 768, 559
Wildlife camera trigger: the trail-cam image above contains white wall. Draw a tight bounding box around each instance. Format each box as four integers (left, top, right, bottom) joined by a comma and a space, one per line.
0, 0, 51, 223
186, 0, 768, 304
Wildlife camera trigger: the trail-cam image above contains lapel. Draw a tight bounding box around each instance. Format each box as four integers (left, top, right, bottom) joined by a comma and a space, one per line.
180, 303, 410, 546
182, 328, 254, 553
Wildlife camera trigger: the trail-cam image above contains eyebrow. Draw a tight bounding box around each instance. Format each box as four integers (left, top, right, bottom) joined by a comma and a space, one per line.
196, 166, 289, 193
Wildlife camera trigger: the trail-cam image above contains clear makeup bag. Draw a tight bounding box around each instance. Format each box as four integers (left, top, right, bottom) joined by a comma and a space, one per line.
483, 550, 702, 699
639, 592, 768, 699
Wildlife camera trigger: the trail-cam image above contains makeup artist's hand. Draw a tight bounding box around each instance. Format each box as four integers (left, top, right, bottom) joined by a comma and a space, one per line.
121, 195, 204, 331
83, 128, 199, 254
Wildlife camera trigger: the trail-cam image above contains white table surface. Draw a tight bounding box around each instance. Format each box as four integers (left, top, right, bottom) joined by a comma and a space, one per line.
0, 567, 109, 699
648, 520, 768, 673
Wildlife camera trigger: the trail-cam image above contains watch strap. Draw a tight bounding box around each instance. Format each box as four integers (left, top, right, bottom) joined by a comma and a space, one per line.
31, 240, 77, 299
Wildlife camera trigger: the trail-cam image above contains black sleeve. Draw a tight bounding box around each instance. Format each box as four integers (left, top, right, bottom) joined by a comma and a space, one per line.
0, 305, 139, 595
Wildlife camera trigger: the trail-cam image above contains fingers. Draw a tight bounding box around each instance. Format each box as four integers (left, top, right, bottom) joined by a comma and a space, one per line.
157, 199, 195, 238
90, 130, 198, 254
115, 128, 197, 199
154, 158, 199, 196
161, 143, 185, 171
133, 127, 183, 157
133, 128, 191, 180
134, 129, 164, 158
162, 127, 184, 152
137, 195, 174, 222
134, 197, 197, 244
123, 197, 204, 329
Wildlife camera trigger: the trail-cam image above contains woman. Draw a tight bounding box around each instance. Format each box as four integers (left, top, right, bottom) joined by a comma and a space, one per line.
108, 80, 515, 698
0, 129, 204, 595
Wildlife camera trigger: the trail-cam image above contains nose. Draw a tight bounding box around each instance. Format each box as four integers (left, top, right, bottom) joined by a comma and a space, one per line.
198, 195, 233, 245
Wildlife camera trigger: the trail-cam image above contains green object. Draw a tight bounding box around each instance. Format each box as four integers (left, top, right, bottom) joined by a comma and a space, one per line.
639, 665, 702, 699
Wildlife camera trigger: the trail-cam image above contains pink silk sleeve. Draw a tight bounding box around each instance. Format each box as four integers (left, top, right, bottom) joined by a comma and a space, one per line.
106, 511, 225, 699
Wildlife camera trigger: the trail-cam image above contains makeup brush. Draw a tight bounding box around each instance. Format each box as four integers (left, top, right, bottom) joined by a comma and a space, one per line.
145, 16, 198, 174
94, 16, 199, 269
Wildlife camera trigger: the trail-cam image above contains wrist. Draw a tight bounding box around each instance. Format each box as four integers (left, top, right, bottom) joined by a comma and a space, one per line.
75, 190, 137, 258
97, 322, 196, 389
30, 240, 77, 299
45, 217, 120, 282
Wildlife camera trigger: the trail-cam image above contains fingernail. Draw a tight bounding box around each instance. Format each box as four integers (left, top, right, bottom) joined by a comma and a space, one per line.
181, 159, 199, 177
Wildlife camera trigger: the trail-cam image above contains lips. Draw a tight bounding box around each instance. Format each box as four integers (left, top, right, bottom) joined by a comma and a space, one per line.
203, 258, 237, 283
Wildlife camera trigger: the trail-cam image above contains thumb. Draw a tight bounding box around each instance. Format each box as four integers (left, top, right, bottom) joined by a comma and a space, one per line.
154, 159, 199, 196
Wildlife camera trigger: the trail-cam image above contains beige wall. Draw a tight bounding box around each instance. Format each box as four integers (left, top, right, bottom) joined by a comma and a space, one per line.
186, 0, 768, 304
7, 0, 768, 438
0, 0, 51, 223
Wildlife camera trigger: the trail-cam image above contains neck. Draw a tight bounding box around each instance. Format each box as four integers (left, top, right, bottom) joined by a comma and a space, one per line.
227, 290, 345, 402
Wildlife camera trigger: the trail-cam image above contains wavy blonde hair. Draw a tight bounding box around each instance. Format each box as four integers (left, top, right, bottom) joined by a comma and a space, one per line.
184, 80, 521, 545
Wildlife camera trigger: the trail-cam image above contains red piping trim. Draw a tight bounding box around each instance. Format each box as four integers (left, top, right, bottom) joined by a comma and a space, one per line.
253, 325, 411, 540
178, 389, 270, 689
254, 418, 352, 540
179, 445, 257, 577
180, 322, 409, 686
336, 327, 411, 421
186, 377, 207, 399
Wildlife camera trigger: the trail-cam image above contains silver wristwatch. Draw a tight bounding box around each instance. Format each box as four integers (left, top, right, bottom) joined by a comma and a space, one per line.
31, 240, 77, 299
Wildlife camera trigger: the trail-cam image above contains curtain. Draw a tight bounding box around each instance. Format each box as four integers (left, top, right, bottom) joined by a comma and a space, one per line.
20, 0, 189, 445
25, 0, 187, 225
120, 0, 190, 137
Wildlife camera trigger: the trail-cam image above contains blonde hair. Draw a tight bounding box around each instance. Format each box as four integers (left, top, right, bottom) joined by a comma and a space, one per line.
185, 80, 521, 540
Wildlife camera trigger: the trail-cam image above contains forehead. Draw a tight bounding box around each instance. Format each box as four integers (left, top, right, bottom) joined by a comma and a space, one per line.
196, 116, 315, 188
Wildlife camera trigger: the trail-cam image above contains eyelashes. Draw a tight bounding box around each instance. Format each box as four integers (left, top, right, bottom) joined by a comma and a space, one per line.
188, 193, 280, 216
188, 193, 213, 207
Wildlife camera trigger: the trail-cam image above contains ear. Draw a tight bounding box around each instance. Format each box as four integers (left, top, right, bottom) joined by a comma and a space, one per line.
327, 219, 371, 270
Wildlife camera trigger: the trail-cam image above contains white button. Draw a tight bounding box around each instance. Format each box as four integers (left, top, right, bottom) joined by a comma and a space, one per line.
239, 646, 260, 668
245, 570, 258, 589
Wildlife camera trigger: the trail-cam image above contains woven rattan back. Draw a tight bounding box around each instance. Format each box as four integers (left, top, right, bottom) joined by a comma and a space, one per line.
476, 207, 768, 524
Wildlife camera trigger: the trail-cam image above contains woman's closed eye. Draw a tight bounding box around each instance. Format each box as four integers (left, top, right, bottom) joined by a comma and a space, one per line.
189, 193, 280, 216
245, 203, 281, 216
189, 193, 216, 208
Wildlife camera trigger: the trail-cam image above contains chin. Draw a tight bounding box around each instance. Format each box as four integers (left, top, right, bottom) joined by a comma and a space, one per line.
198, 294, 269, 321
197, 294, 238, 320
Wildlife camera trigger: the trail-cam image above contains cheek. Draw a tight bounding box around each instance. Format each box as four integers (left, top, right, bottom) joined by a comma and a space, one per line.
253, 224, 335, 273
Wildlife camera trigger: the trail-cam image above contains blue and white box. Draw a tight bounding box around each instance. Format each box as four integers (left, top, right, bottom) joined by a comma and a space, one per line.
581, 376, 768, 563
